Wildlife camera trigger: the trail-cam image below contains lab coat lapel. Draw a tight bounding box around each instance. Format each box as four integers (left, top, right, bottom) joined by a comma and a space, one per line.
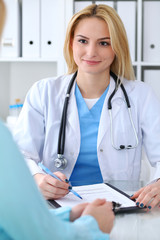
97, 77, 124, 147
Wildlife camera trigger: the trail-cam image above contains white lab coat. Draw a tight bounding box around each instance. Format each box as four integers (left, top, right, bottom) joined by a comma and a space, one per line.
14, 74, 160, 181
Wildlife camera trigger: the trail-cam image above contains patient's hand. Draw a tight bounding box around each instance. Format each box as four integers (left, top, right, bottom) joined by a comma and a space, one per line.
82, 199, 114, 233
70, 199, 115, 234
70, 202, 89, 222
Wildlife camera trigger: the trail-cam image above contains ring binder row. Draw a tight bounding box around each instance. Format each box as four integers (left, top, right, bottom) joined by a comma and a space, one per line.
75, 0, 160, 64
143, 1, 160, 62
0, 0, 66, 59
74, 0, 136, 62
0, 0, 160, 62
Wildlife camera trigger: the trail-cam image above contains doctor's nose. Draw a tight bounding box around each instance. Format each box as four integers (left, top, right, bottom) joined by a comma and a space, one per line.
86, 43, 97, 58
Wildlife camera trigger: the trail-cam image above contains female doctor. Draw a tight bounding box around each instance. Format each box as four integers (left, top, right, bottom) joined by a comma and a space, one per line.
0, 1, 114, 239
14, 4, 160, 209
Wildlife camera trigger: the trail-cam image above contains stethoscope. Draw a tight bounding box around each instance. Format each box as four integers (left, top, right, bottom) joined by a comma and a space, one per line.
54, 71, 139, 170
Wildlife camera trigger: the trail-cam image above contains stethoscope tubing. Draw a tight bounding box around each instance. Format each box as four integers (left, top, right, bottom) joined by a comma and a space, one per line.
57, 71, 77, 156
55, 70, 139, 169
109, 107, 138, 150
108, 71, 138, 150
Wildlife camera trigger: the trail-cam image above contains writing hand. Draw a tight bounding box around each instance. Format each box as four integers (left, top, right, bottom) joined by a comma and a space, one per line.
34, 172, 69, 200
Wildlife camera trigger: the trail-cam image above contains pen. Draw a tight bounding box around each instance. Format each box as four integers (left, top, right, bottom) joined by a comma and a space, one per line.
38, 162, 82, 200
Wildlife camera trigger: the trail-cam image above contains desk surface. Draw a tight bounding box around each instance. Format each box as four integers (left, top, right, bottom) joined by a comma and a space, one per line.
109, 181, 160, 240
48, 180, 160, 240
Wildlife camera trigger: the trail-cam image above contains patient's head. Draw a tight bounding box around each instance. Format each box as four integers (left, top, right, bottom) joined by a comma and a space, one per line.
0, 0, 6, 37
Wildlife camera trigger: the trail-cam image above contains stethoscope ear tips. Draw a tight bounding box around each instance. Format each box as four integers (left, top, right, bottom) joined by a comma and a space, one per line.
120, 145, 125, 149
119, 145, 133, 149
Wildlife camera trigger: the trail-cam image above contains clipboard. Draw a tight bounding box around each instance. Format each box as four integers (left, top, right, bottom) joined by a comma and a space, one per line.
105, 183, 146, 214
47, 183, 146, 214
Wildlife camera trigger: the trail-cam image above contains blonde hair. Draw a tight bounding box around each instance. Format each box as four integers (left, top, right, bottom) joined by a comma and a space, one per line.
0, 0, 6, 37
64, 4, 135, 80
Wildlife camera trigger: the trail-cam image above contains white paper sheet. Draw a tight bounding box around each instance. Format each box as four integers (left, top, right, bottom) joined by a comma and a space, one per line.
56, 183, 136, 208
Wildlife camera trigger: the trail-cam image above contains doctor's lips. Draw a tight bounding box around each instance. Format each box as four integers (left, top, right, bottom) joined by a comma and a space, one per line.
83, 59, 101, 65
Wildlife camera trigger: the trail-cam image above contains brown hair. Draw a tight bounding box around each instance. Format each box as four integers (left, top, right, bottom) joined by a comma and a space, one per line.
63, 4, 135, 80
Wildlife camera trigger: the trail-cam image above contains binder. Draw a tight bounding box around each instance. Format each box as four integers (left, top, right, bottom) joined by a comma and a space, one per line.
144, 69, 160, 102
74, 1, 92, 13
0, 0, 20, 58
143, 1, 160, 62
40, 0, 65, 59
22, 0, 40, 58
48, 183, 146, 214
95, 1, 114, 8
117, 1, 136, 62
64, 0, 74, 32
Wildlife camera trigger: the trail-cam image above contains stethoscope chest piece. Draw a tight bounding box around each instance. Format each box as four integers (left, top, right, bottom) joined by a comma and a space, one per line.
54, 154, 67, 170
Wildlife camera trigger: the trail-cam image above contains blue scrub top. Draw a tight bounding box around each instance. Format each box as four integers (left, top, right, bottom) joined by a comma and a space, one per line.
69, 84, 109, 186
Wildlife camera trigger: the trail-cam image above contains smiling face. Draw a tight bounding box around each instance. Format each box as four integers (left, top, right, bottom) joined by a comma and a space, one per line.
71, 17, 115, 76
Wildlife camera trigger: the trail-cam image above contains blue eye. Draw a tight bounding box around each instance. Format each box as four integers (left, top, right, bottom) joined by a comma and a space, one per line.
100, 41, 110, 46
78, 39, 87, 44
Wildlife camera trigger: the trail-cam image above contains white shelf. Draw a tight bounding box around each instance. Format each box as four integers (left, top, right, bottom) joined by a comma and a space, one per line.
132, 62, 138, 66
140, 62, 160, 67
0, 58, 58, 62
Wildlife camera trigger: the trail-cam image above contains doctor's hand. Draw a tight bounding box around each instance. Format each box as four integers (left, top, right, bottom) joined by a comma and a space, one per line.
131, 179, 160, 210
81, 199, 115, 234
34, 172, 70, 200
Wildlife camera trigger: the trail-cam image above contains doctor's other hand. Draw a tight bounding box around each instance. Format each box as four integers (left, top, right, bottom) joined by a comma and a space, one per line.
131, 179, 160, 210
81, 199, 115, 234
34, 172, 70, 200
